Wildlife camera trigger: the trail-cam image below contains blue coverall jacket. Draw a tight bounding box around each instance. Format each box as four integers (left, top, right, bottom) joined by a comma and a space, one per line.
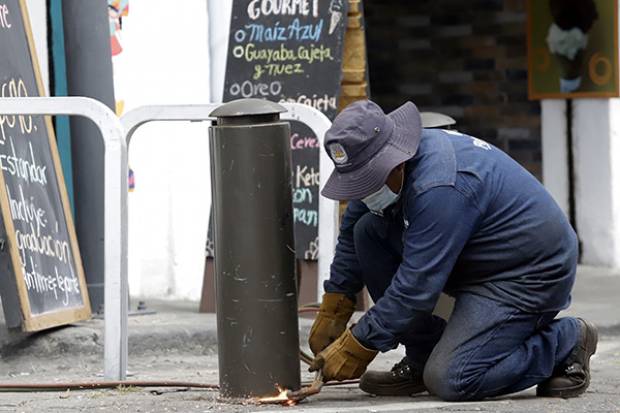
324, 128, 579, 352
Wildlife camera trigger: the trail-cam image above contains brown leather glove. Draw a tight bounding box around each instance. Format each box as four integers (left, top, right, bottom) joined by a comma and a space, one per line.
309, 328, 378, 382
309, 293, 356, 355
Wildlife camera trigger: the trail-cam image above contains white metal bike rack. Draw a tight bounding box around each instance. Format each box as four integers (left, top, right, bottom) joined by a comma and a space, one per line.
121, 102, 338, 299
0, 97, 129, 381
0, 98, 338, 382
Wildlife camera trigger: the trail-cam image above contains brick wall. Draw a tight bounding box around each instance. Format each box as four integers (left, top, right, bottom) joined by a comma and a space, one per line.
364, 0, 542, 178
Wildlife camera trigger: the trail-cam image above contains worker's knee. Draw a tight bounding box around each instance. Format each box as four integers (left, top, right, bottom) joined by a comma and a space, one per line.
423, 355, 484, 402
423, 357, 463, 401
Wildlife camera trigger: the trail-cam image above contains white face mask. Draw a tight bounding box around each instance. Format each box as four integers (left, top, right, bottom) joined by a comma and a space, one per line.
362, 185, 401, 216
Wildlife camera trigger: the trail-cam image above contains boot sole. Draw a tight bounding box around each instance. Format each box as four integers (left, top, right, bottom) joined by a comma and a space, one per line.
359, 379, 427, 397
537, 319, 598, 398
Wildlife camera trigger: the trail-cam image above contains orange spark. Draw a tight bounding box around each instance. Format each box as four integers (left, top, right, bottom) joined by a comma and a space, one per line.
257, 386, 297, 406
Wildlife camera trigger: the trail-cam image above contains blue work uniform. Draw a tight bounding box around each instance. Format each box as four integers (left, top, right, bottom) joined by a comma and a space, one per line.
324, 128, 581, 400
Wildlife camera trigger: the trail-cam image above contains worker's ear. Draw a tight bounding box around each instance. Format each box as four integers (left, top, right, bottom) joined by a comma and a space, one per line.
392, 163, 405, 176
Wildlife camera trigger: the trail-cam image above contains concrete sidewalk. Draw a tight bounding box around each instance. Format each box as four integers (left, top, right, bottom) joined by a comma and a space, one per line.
0, 265, 618, 413
0, 265, 619, 361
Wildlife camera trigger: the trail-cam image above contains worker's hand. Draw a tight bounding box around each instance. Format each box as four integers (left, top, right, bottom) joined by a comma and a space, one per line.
309, 293, 356, 355
309, 329, 378, 382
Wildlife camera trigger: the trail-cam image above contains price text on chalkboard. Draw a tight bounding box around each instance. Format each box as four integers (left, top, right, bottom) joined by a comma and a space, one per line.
0, 0, 90, 331
223, 0, 348, 259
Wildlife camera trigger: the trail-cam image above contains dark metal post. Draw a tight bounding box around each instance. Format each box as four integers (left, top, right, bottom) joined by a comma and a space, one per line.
210, 99, 300, 398
62, 0, 116, 312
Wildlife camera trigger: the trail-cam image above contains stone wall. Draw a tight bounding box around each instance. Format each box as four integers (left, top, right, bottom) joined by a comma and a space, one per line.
364, 0, 542, 178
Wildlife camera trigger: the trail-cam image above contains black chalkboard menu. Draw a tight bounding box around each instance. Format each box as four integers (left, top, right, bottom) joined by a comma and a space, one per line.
290, 120, 319, 259
0, 0, 90, 331
221, 0, 348, 259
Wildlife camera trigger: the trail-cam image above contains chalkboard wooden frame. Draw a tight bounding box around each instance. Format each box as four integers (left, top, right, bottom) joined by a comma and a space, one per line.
0, 0, 90, 331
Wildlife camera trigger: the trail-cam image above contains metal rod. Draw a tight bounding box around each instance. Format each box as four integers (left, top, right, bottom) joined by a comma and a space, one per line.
565, 99, 581, 260
0, 380, 219, 392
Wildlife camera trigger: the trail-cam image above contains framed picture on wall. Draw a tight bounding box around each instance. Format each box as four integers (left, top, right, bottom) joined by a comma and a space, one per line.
527, 0, 619, 99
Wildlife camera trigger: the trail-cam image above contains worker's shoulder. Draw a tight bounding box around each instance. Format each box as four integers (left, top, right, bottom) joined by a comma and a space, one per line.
406, 129, 457, 195
429, 128, 510, 180
407, 129, 500, 205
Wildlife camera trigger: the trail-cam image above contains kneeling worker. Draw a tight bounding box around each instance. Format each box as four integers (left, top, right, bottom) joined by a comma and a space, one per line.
309, 100, 597, 401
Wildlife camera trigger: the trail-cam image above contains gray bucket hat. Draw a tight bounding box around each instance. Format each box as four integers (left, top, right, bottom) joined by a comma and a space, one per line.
321, 100, 422, 200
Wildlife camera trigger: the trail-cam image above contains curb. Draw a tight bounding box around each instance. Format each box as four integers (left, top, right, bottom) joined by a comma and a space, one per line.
1, 313, 314, 360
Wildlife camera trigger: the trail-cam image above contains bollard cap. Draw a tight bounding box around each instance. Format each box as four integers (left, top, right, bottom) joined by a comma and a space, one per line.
210, 98, 286, 118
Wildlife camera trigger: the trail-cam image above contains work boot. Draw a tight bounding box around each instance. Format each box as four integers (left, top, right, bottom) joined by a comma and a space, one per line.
359, 356, 426, 396
537, 318, 598, 398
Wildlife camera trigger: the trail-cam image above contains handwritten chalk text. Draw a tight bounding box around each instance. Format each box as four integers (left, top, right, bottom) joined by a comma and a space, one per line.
247, 0, 319, 20
295, 165, 319, 187
6, 184, 46, 237
291, 133, 319, 150
281, 94, 337, 112
0, 77, 35, 144
0, 3, 11, 29
0, 137, 48, 185
229, 80, 282, 98
293, 187, 312, 203
233, 43, 333, 65
294, 208, 318, 227
22, 256, 79, 307
241, 19, 323, 43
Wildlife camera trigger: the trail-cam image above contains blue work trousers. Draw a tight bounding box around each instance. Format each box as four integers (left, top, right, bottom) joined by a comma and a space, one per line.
353, 212, 580, 400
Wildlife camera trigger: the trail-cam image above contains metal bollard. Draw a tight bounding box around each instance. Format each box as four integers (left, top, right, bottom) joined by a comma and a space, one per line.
209, 99, 300, 398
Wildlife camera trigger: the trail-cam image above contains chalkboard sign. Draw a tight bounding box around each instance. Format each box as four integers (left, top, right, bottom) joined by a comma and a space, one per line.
0, 0, 90, 331
221, 0, 348, 259
290, 120, 319, 259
